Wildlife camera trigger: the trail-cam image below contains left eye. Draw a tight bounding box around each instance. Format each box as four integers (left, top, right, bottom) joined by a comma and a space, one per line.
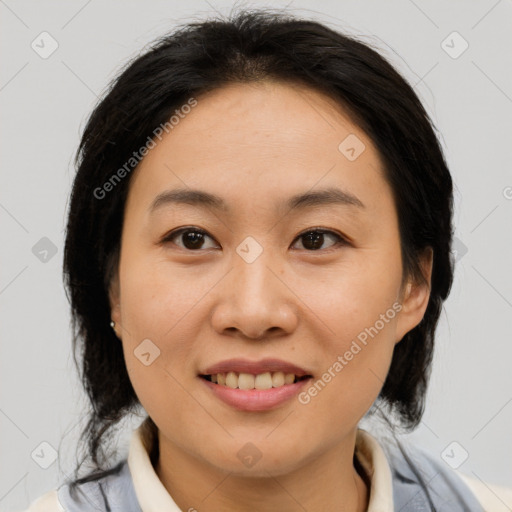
161, 227, 347, 252
291, 229, 347, 251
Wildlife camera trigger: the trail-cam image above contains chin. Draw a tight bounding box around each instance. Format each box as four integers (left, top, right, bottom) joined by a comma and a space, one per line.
196, 437, 312, 477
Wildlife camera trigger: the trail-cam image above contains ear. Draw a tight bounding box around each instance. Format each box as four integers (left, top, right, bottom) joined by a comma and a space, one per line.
395, 247, 433, 344
108, 271, 122, 339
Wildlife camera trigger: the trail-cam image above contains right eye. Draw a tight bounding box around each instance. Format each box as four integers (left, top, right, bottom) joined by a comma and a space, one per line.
160, 227, 220, 251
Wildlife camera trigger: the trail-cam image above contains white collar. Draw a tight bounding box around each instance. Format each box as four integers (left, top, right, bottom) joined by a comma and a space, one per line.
127, 419, 394, 511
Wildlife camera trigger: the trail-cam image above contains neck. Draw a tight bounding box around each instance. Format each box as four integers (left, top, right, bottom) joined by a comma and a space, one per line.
155, 429, 369, 512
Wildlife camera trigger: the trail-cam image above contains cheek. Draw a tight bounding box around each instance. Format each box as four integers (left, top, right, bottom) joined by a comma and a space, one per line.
295, 265, 400, 419
299, 321, 397, 430
301, 254, 402, 345
119, 279, 202, 432
119, 251, 214, 346
125, 356, 209, 442
117, 255, 202, 417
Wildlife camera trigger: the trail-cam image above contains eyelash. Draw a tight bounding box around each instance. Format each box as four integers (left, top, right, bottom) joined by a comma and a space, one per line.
160, 226, 350, 252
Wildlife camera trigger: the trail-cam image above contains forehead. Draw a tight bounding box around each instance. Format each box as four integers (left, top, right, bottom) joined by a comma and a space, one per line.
168, 80, 366, 152
127, 80, 389, 217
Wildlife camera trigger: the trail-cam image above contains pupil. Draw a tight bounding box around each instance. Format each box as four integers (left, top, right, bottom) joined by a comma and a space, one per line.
184, 231, 204, 249
304, 231, 323, 250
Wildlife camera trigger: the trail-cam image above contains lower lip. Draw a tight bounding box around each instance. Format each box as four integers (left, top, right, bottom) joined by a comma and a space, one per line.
200, 377, 312, 411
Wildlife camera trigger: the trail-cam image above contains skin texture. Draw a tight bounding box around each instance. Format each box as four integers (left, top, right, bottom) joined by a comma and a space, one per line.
109, 80, 433, 512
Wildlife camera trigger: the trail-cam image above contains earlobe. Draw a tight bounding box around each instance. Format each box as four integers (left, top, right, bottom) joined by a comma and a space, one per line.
395, 247, 433, 343
110, 303, 122, 338
108, 276, 122, 338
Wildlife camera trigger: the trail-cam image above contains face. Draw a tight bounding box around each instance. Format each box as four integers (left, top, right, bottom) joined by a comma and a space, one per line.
110, 80, 431, 476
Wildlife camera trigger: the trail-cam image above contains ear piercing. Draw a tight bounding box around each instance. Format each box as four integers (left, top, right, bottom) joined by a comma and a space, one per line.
110, 321, 116, 329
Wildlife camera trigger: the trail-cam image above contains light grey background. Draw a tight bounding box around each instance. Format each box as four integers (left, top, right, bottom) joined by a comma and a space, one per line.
1, 0, 511, 510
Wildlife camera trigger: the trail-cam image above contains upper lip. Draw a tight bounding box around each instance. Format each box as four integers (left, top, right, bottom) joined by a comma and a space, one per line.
200, 358, 312, 377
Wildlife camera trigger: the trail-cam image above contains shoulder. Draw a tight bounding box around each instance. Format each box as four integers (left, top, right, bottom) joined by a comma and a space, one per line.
24, 490, 63, 512
381, 437, 511, 511
23, 459, 142, 512
456, 472, 512, 512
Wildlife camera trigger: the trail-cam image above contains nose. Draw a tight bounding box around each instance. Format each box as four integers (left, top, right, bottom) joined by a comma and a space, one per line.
210, 249, 299, 341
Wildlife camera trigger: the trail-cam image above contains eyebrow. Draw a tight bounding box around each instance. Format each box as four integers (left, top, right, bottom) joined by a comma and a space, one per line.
149, 186, 364, 215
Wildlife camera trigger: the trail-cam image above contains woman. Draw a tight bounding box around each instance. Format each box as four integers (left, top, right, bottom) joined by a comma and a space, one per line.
24, 8, 511, 512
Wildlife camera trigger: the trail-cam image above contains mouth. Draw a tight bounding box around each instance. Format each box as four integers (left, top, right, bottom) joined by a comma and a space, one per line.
198, 359, 313, 411
200, 372, 311, 389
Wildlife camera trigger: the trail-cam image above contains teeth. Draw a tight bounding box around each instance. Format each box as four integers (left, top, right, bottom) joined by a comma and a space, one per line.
254, 372, 272, 390
272, 371, 285, 387
226, 371, 238, 389
238, 373, 255, 390
209, 371, 302, 389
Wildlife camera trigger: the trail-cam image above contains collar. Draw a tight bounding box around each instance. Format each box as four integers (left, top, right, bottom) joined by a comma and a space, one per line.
127, 418, 394, 511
